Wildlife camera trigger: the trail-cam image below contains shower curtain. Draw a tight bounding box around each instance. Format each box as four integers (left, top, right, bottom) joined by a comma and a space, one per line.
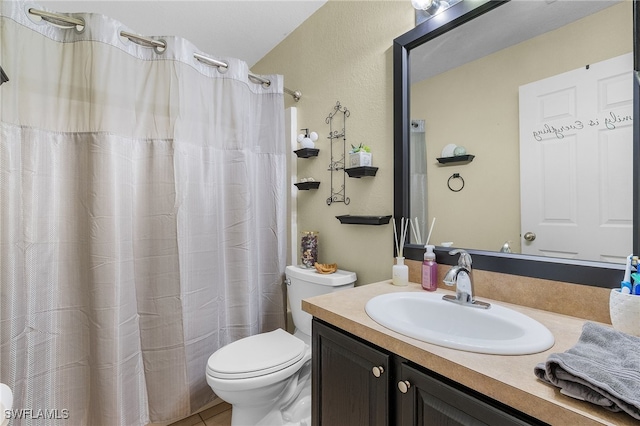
0, 1, 287, 424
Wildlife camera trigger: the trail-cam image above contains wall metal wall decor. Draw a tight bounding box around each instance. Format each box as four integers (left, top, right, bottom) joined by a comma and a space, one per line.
326, 101, 350, 205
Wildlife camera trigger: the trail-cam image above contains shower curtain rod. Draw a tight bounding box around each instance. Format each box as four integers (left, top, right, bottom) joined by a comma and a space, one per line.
28, 8, 302, 102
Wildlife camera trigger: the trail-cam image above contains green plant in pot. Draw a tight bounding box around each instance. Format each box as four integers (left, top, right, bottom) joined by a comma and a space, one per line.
349, 143, 372, 167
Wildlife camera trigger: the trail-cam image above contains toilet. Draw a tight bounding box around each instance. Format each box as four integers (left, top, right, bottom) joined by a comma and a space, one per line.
0, 383, 12, 426
206, 265, 356, 426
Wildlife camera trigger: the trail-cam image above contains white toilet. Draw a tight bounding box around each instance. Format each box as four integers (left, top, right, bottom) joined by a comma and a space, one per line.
0, 383, 12, 426
206, 265, 356, 426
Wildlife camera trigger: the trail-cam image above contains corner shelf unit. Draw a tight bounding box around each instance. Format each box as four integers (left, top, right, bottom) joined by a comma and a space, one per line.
293, 144, 320, 190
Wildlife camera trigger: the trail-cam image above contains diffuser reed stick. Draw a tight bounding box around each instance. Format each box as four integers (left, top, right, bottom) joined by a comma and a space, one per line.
410, 217, 421, 245
425, 217, 436, 246
393, 219, 399, 256
393, 217, 410, 257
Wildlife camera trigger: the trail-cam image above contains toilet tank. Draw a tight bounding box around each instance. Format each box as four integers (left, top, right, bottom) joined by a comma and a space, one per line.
285, 265, 356, 338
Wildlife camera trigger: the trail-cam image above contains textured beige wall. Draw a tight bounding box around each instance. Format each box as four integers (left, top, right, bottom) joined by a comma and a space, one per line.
410, 2, 632, 253
253, 1, 415, 285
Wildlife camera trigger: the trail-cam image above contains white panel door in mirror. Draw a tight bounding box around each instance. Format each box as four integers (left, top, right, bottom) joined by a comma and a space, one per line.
519, 53, 633, 263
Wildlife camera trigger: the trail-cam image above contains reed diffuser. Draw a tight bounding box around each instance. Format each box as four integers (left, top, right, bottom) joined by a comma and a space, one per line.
392, 217, 409, 286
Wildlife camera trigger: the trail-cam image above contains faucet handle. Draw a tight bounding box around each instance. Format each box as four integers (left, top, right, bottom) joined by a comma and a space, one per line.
448, 249, 472, 269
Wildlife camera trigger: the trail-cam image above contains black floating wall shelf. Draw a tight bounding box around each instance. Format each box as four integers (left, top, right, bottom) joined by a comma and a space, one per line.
294, 148, 320, 158
436, 154, 475, 164
294, 181, 320, 190
336, 215, 392, 225
345, 166, 378, 178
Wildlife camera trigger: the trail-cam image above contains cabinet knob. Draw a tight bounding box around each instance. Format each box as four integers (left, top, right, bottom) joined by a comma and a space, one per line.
371, 366, 384, 378
398, 380, 411, 394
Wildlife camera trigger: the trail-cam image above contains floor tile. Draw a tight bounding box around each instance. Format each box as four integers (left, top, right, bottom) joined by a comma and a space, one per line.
168, 413, 204, 426
198, 402, 232, 421
201, 407, 232, 426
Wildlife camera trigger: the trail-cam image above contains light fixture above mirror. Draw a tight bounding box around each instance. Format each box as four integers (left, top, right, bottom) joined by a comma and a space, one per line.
412, 0, 462, 25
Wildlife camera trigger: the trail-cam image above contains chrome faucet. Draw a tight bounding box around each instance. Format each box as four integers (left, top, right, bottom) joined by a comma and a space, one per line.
442, 249, 490, 309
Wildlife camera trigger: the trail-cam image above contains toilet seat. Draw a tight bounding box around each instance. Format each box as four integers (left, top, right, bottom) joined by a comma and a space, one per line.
207, 329, 306, 380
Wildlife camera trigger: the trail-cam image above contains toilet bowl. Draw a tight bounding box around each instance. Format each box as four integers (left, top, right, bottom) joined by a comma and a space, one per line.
206, 265, 356, 426
0, 383, 12, 426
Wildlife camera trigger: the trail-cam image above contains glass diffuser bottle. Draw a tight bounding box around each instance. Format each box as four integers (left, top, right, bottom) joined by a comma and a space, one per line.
392, 256, 409, 286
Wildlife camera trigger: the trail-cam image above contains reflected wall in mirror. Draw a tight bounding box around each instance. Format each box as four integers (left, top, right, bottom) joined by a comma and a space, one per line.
409, 1, 633, 263
394, 0, 639, 286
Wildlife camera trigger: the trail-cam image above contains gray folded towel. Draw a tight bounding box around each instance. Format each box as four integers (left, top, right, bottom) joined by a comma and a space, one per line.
534, 322, 640, 420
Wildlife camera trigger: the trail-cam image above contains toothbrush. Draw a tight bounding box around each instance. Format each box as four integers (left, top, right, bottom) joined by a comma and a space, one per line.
621, 254, 633, 294
631, 270, 640, 295
631, 272, 640, 295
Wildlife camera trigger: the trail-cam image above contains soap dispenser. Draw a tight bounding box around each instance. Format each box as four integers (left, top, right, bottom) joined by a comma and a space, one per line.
422, 245, 437, 291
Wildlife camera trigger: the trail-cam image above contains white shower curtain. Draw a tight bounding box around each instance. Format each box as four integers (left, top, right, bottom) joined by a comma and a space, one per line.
0, 1, 287, 424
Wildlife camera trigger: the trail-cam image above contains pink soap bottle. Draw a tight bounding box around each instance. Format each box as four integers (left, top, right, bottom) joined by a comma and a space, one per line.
422, 245, 438, 291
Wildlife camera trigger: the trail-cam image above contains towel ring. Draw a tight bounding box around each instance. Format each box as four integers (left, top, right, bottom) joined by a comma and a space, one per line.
447, 173, 464, 192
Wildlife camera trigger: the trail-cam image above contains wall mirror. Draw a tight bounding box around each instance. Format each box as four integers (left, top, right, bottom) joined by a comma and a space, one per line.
394, 0, 639, 287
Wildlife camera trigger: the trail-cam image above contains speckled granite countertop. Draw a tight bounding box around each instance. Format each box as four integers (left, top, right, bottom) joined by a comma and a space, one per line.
302, 280, 635, 426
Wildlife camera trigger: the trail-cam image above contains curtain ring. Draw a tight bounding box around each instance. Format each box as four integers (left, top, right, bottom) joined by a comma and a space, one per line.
447, 173, 464, 192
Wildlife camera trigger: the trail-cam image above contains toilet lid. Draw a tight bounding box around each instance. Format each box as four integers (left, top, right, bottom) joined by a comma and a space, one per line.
207, 329, 306, 380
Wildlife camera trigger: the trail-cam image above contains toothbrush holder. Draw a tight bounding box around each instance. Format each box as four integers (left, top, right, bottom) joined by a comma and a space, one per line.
609, 289, 640, 337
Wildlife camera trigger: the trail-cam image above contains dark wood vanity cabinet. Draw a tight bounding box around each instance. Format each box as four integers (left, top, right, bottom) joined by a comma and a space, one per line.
312, 319, 547, 426
397, 362, 546, 426
312, 317, 391, 426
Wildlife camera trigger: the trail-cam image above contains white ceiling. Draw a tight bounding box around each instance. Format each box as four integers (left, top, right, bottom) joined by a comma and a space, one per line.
34, 0, 328, 67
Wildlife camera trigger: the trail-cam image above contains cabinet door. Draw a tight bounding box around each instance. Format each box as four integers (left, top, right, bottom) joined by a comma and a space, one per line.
397, 363, 545, 426
312, 319, 391, 426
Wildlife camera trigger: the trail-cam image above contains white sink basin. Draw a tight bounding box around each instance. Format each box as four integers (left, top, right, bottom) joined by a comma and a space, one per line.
365, 292, 554, 355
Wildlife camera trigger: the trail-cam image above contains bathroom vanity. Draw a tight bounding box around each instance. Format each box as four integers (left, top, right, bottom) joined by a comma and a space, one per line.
312, 319, 541, 425
303, 281, 636, 426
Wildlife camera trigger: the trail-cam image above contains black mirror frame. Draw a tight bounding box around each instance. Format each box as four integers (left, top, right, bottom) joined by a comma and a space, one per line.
393, 0, 639, 287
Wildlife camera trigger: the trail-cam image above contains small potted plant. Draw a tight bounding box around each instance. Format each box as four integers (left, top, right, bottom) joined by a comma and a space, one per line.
348, 143, 372, 167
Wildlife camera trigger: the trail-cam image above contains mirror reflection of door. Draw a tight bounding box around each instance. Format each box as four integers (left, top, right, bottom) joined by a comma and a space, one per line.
519, 53, 633, 262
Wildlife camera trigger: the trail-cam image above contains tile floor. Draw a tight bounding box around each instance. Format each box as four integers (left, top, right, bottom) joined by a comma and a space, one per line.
168, 402, 232, 426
